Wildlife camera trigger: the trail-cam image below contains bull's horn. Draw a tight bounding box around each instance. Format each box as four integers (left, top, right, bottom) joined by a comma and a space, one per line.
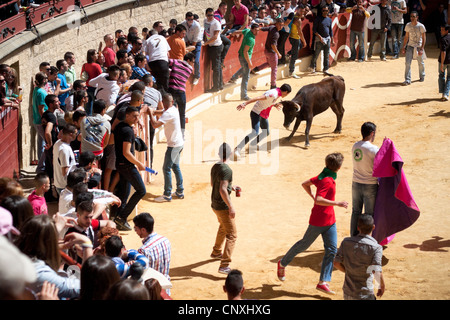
294, 103, 301, 112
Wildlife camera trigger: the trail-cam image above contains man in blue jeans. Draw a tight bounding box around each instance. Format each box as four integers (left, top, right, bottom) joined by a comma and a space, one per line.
309, 5, 334, 73
149, 93, 184, 202
277, 153, 348, 295
112, 106, 147, 231
228, 23, 260, 100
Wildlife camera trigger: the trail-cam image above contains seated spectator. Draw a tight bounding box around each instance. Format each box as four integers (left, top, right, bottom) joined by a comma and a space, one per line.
27, 172, 50, 216
16, 215, 86, 300
131, 54, 150, 80
105, 235, 149, 279
77, 151, 102, 189
79, 254, 120, 300
1, 195, 34, 235
223, 269, 245, 300
65, 199, 116, 263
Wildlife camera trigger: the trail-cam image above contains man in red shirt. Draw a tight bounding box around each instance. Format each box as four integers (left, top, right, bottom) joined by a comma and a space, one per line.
102, 34, 116, 68
277, 152, 348, 295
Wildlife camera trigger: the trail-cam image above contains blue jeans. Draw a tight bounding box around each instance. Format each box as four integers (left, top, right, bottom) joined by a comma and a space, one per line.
163, 146, 184, 196
115, 163, 146, 220
86, 86, 96, 116
288, 37, 301, 73
351, 182, 378, 236
390, 24, 404, 56
236, 111, 269, 151
367, 29, 387, 59
350, 30, 365, 60
238, 55, 250, 99
404, 45, 425, 83
33, 123, 46, 172
280, 223, 337, 282
438, 63, 450, 97
310, 38, 331, 71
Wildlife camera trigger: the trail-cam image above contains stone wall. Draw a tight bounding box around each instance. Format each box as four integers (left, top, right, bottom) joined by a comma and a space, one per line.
0, 0, 217, 171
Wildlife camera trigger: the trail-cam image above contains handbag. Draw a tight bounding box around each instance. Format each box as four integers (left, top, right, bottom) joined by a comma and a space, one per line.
134, 136, 148, 152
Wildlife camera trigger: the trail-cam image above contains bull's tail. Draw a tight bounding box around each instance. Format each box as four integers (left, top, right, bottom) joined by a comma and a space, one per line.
322, 71, 345, 82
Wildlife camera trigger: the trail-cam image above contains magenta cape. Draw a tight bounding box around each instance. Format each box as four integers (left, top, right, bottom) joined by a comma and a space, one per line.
372, 138, 420, 244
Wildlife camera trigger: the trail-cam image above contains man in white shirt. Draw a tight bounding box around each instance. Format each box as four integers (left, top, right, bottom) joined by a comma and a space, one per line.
148, 93, 184, 202
144, 30, 171, 92
401, 11, 426, 85
351, 122, 379, 236
53, 124, 78, 194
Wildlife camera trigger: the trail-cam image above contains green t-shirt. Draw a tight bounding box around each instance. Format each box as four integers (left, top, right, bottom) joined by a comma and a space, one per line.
210, 162, 233, 210
32, 87, 48, 125
238, 28, 256, 59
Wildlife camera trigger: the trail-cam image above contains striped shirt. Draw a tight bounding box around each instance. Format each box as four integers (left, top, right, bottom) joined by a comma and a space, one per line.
168, 59, 193, 92
138, 233, 171, 281
112, 249, 150, 279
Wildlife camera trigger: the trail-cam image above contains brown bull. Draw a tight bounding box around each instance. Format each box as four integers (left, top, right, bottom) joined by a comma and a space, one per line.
280, 75, 345, 147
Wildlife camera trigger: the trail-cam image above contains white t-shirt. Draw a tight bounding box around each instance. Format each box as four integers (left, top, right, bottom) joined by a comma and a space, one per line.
145, 34, 171, 62
159, 106, 184, 148
89, 73, 120, 107
53, 140, 76, 189
204, 18, 223, 47
352, 140, 379, 184
405, 22, 426, 48
252, 88, 281, 115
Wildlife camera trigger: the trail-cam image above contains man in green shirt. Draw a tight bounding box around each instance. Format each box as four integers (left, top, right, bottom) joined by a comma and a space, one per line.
228, 23, 260, 100
64, 52, 77, 85
210, 143, 237, 275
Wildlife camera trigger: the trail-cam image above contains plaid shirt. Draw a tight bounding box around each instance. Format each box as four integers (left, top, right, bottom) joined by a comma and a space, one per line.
138, 232, 171, 281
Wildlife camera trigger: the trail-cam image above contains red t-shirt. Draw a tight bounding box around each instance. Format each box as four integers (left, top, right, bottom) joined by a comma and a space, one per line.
81, 63, 103, 87
102, 47, 116, 68
308, 175, 336, 227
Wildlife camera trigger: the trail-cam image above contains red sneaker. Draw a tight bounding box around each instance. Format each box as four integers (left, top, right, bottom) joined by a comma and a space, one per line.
316, 283, 336, 295
277, 260, 285, 281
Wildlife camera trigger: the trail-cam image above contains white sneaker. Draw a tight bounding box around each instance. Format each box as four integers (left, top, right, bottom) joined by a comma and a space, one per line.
289, 73, 300, 79
443, 95, 449, 101
193, 78, 199, 85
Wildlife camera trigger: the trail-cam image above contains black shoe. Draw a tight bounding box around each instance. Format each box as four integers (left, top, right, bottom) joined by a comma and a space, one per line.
114, 217, 132, 231
205, 88, 219, 93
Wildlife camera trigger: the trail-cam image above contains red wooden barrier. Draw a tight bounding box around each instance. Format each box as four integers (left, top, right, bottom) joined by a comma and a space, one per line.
0, 107, 19, 179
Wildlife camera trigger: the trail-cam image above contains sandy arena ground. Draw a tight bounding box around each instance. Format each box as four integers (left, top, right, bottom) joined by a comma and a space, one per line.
120, 46, 450, 300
